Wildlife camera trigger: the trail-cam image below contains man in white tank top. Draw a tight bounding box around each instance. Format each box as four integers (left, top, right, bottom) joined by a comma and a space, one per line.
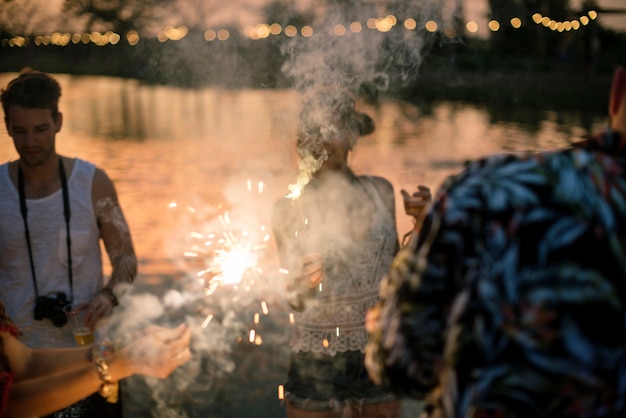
0, 70, 137, 417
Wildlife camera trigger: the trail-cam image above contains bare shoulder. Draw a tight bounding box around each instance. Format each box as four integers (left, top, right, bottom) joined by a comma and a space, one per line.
91, 166, 119, 203
364, 175, 394, 198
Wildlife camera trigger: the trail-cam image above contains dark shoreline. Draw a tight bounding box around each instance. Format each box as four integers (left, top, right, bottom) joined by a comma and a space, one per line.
0, 36, 617, 118
401, 66, 612, 114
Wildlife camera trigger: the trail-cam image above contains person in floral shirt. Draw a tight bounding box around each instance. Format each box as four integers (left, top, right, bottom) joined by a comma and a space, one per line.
365, 67, 626, 417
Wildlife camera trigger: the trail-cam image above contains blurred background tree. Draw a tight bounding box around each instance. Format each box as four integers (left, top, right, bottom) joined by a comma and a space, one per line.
61, 0, 174, 35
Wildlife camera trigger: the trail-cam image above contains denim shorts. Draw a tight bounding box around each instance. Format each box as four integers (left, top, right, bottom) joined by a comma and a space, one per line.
285, 350, 397, 411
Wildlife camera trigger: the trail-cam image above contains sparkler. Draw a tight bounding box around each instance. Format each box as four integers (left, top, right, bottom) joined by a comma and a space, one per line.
170, 178, 297, 348
168, 178, 305, 404
175, 182, 272, 295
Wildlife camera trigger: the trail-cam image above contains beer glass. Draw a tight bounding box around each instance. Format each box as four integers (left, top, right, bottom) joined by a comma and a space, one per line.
65, 306, 95, 346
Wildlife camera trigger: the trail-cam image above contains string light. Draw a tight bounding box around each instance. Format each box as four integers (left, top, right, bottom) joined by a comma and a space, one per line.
0, 9, 604, 48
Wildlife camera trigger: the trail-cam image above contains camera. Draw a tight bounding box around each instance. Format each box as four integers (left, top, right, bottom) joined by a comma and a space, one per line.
34, 292, 71, 328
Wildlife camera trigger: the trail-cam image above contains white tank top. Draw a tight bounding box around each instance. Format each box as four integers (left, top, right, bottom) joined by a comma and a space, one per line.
0, 159, 103, 348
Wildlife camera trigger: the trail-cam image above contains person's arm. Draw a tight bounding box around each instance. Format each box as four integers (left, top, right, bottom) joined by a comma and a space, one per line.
7, 336, 91, 380
87, 167, 138, 326
271, 197, 321, 310
368, 175, 400, 253
3, 324, 191, 418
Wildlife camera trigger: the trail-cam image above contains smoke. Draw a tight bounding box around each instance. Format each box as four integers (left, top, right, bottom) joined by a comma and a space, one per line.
279, 0, 442, 192
281, 0, 441, 99
105, 177, 290, 417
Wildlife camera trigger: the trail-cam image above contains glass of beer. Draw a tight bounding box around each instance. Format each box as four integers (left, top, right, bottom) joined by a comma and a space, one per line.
65, 307, 95, 346
399, 170, 426, 214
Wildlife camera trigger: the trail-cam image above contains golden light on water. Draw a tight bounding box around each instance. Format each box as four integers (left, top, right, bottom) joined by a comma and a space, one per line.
261, 301, 269, 315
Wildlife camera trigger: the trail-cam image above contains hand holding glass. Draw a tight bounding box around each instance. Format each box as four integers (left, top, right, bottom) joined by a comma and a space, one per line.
65, 306, 95, 346
400, 171, 431, 219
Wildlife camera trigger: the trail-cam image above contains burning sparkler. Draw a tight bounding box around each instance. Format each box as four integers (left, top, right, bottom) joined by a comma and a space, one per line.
169, 178, 297, 350
173, 180, 271, 295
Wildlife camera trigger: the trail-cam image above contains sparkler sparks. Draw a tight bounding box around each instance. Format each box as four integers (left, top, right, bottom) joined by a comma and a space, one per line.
175, 181, 273, 294
170, 178, 297, 356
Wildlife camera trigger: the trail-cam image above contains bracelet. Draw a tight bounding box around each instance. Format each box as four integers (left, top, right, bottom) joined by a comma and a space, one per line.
94, 358, 115, 397
100, 288, 119, 307
91, 341, 117, 398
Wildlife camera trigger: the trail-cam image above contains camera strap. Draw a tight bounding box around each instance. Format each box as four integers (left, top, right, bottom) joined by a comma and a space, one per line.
18, 158, 74, 302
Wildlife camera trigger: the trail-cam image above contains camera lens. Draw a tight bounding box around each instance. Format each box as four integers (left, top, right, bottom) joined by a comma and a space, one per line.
50, 310, 68, 328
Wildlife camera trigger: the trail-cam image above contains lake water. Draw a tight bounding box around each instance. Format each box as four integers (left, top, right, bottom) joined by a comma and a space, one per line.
0, 73, 609, 417
0, 73, 607, 277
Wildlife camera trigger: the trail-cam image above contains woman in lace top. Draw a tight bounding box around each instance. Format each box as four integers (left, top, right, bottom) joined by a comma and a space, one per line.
272, 89, 430, 418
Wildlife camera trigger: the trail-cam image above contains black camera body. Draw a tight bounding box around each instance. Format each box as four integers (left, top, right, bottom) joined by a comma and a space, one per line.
34, 292, 70, 328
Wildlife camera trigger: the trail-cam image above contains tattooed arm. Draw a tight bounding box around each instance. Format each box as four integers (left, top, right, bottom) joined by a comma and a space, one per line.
85, 168, 138, 327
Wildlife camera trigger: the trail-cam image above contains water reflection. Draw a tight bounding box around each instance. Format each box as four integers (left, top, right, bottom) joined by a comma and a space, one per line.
0, 73, 608, 277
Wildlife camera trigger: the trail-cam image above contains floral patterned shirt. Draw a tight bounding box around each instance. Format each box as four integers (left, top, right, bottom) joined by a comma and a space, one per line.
367, 132, 626, 417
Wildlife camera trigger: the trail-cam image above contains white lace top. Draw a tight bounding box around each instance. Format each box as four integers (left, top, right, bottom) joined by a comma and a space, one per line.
273, 175, 398, 355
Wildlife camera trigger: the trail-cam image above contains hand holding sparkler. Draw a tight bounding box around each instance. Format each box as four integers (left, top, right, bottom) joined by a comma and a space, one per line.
113, 324, 192, 379
298, 253, 325, 289
285, 253, 325, 311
